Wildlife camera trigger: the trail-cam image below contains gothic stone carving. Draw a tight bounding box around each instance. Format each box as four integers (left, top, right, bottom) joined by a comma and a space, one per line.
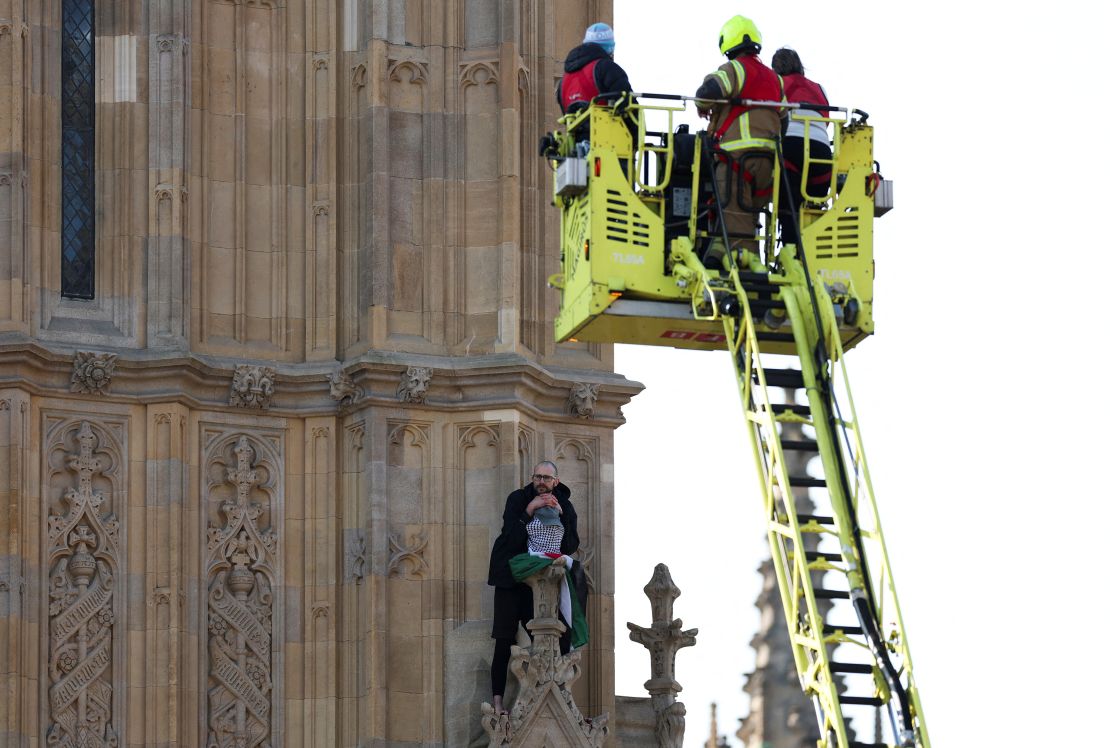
46, 422, 120, 746
387, 529, 429, 579
344, 531, 367, 584
230, 365, 276, 409
328, 369, 363, 406
567, 383, 599, 419
205, 436, 278, 748
396, 366, 431, 404
627, 564, 699, 748
70, 351, 118, 396
482, 563, 608, 747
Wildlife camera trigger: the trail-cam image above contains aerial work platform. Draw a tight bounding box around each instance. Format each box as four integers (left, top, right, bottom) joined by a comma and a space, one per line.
543, 96, 927, 748
548, 99, 883, 355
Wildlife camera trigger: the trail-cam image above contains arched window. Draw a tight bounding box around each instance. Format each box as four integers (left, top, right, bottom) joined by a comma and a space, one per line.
60, 0, 95, 299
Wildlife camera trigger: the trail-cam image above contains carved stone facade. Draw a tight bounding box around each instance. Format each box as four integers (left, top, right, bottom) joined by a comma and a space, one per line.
0, 3, 637, 746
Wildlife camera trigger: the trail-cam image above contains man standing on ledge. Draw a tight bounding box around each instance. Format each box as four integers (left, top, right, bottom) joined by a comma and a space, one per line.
487, 460, 580, 714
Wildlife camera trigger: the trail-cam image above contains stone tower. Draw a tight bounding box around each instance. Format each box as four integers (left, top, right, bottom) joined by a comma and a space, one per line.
0, 1, 637, 745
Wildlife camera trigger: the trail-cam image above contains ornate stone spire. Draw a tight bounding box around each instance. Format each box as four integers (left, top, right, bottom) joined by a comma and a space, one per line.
627, 563, 698, 748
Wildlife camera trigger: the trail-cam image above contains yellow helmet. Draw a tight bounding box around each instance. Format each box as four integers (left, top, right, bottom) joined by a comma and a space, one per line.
718, 14, 762, 56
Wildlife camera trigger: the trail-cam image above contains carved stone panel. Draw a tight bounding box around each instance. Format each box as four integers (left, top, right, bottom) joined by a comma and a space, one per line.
230, 365, 276, 409
328, 368, 363, 406
387, 528, 429, 579
566, 383, 599, 419
70, 351, 118, 396
203, 433, 281, 748
396, 366, 431, 404
44, 420, 124, 746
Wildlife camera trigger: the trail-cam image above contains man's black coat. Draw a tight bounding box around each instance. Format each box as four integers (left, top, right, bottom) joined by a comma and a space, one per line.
487, 481, 579, 589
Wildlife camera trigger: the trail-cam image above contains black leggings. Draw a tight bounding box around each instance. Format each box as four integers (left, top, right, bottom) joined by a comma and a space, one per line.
491, 638, 515, 697
779, 136, 832, 245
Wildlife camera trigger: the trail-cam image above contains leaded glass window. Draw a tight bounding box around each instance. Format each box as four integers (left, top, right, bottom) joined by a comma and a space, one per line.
61, 0, 95, 299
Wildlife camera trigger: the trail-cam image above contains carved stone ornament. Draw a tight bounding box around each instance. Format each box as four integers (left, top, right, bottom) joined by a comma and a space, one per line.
567, 382, 599, 419
482, 564, 609, 747
396, 366, 431, 404
387, 529, 429, 579
46, 422, 120, 746
328, 369, 363, 406
230, 365, 277, 409
345, 532, 367, 584
205, 436, 278, 748
70, 351, 118, 396
626, 564, 699, 748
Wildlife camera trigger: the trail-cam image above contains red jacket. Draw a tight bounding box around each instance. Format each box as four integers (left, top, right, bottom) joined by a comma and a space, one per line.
782, 73, 829, 115
560, 59, 602, 112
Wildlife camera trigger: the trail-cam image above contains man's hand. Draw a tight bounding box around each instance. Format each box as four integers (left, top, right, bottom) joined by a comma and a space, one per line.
526, 492, 561, 517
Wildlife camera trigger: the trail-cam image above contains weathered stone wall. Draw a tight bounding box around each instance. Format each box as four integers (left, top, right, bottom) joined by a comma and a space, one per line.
0, 1, 633, 745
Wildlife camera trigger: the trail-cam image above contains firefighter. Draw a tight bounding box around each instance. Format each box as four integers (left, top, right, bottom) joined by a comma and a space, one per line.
556, 22, 633, 115
695, 14, 786, 270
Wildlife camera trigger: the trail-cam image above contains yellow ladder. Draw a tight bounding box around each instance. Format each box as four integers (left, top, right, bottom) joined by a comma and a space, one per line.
684, 244, 930, 748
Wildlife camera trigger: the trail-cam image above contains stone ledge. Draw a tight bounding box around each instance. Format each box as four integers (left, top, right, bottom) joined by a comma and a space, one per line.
0, 335, 643, 422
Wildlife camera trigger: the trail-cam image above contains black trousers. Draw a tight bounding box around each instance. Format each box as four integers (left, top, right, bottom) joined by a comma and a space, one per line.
779, 136, 832, 245
490, 584, 570, 698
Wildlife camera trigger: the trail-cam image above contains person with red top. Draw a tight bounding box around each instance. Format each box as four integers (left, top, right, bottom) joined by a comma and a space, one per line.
555, 22, 633, 115
695, 14, 786, 269
772, 48, 833, 246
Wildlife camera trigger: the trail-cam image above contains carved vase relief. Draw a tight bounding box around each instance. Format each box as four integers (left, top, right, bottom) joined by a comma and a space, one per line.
45, 421, 121, 746
205, 436, 279, 748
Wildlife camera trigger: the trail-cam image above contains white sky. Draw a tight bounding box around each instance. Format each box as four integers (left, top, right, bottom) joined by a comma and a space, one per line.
609, 2, 1110, 746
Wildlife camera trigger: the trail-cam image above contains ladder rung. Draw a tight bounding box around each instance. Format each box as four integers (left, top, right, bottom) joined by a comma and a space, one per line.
826, 624, 864, 636
829, 662, 873, 674
780, 439, 819, 451
758, 367, 805, 389
771, 402, 811, 417
789, 476, 826, 488
805, 550, 842, 562
755, 331, 794, 343
749, 298, 786, 313
796, 513, 835, 525
814, 588, 850, 600
840, 695, 884, 707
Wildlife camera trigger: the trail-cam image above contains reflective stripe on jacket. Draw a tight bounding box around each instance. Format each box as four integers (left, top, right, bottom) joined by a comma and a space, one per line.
706, 55, 784, 152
